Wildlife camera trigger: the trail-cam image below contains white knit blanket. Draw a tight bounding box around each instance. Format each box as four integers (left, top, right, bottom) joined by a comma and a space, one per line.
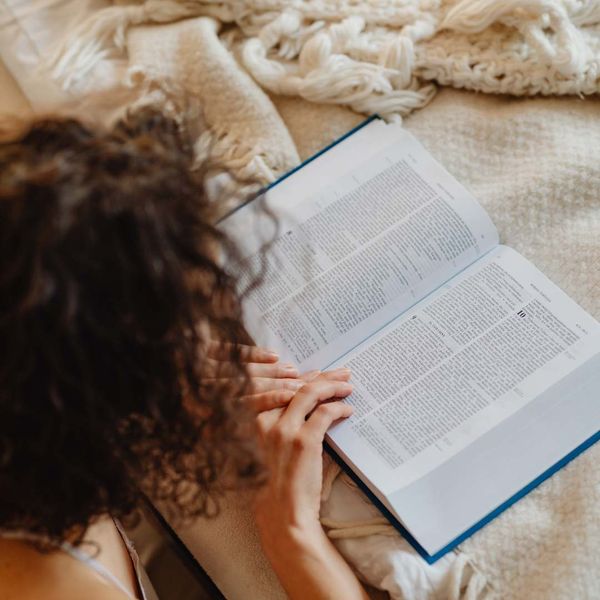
33, 3, 600, 598
44, 0, 600, 195
50, 0, 600, 118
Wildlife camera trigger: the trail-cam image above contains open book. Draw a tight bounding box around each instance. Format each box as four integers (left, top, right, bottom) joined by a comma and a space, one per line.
219, 117, 600, 563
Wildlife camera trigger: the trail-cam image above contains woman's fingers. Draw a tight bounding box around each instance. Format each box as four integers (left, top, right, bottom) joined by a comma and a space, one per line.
248, 377, 304, 395
254, 369, 353, 432
242, 389, 296, 412
281, 375, 353, 429
247, 362, 299, 379
256, 406, 285, 435
286, 402, 353, 478
200, 358, 299, 379
203, 376, 304, 395
300, 369, 321, 382
206, 341, 279, 363
241, 368, 351, 412
303, 400, 354, 441
304, 369, 350, 382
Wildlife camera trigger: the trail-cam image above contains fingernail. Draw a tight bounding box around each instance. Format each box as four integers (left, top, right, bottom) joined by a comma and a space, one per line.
340, 382, 353, 393
266, 350, 279, 359
331, 367, 351, 374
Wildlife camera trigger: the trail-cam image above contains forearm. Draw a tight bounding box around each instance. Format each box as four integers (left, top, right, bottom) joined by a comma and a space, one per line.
254, 372, 364, 598
262, 525, 368, 600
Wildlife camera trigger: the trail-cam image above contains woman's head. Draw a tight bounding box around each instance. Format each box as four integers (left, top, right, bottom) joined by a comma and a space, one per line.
0, 110, 259, 544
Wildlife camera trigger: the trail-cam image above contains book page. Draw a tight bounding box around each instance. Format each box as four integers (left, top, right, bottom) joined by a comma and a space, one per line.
327, 246, 600, 497
220, 121, 499, 371
390, 350, 600, 556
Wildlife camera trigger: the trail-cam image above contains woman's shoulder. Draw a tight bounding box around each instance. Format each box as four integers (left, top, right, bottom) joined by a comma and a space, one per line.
0, 538, 133, 600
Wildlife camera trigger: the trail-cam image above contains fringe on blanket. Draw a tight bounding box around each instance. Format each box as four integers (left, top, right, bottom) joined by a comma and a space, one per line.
44, 0, 600, 119
123, 69, 271, 217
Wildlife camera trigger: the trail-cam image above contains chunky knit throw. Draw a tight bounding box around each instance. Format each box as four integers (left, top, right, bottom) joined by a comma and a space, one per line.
49, 0, 600, 120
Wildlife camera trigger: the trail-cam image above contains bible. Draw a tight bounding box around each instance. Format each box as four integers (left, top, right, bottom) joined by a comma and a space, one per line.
219, 117, 600, 563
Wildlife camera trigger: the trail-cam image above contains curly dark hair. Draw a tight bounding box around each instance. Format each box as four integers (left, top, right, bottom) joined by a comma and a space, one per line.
0, 109, 261, 545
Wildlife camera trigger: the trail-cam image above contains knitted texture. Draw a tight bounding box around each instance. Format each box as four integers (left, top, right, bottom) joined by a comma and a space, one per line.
46, 0, 600, 119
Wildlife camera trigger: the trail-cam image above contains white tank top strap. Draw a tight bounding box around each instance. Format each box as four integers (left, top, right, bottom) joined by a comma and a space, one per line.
0, 523, 158, 600
59, 539, 138, 599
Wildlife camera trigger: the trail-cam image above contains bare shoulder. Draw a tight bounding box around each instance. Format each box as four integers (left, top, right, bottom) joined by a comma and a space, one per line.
1, 581, 131, 600
0, 539, 132, 600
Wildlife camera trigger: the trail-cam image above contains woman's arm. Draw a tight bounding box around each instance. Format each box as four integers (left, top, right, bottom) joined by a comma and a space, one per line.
254, 371, 369, 599
258, 519, 369, 600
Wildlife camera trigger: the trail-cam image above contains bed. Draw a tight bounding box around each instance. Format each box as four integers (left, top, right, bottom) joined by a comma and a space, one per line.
2, 2, 599, 598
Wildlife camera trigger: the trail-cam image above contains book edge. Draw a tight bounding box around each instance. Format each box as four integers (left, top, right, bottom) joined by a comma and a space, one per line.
326, 426, 600, 563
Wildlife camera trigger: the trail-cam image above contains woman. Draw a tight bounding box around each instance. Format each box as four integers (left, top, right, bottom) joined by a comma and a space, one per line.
0, 110, 368, 599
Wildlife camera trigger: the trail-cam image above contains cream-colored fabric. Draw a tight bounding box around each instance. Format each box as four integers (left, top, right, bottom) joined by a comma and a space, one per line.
0, 0, 122, 111
42, 0, 600, 120
126, 17, 299, 218
320, 459, 489, 600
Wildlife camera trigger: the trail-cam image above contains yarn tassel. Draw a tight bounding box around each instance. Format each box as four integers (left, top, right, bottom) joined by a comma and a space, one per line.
441, 0, 591, 77
243, 12, 435, 117
440, 0, 547, 32
33, 0, 599, 122
567, 0, 600, 26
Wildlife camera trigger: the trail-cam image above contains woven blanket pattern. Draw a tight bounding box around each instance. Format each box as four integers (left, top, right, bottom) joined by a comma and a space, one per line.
48, 0, 600, 119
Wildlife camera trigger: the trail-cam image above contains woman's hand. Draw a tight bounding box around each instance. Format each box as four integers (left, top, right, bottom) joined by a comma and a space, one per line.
254, 369, 368, 600
203, 341, 306, 411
